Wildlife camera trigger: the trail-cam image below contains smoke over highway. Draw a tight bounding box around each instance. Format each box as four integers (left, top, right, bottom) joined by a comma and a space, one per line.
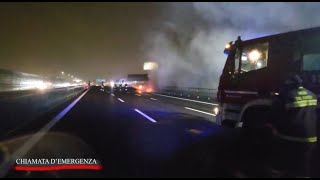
144, 2, 320, 89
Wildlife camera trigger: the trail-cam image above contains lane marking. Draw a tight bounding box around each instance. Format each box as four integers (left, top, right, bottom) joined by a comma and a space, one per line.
111, 94, 115, 96
118, 98, 124, 102
134, 109, 157, 123
127, 92, 130, 94
135, 94, 141, 96
0, 90, 89, 177
150, 98, 157, 101
153, 93, 217, 105
184, 107, 216, 116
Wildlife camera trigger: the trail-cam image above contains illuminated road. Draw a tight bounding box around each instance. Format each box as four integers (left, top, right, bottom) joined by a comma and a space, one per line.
50, 86, 221, 177
1, 86, 320, 178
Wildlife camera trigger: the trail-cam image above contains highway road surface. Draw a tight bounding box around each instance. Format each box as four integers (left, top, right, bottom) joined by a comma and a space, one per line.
0, 86, 320, 178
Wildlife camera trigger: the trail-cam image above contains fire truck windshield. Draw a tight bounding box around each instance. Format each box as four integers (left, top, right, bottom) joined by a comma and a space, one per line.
235, 42, 269, 73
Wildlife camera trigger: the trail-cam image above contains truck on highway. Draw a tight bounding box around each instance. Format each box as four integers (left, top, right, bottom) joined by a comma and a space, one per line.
115, 74, 153, 93
216, 27, 320, 129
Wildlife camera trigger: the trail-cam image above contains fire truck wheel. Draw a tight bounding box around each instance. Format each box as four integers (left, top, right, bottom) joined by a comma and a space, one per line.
221, 120, 236, 128
241, 107, 270, 130
241, 107, 273, 144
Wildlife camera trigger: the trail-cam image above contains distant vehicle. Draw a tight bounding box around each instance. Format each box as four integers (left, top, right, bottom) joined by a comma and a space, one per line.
83, 84, 89, 90
115, 74, 153, 93
216, 27, 320, 128
83, 81, 91, 90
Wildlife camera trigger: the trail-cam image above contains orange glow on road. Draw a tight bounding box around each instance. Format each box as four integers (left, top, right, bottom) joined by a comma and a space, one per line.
146, 88, 153, 93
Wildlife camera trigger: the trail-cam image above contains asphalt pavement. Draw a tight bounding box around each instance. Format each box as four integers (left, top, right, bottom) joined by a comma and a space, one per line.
1, 86, 320, 178
49, 86, 221, 177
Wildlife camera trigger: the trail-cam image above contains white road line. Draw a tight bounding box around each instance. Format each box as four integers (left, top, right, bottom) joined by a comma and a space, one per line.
150, 98, 157, 101
185, 107, 216, 116
0, 90, 89, 177
111, 94, 115, 96
134, 109, 157, 123
153, 93, 218, 105
135, 94, 141, 96
118, 98, 125, 102
127, 92, 130, 94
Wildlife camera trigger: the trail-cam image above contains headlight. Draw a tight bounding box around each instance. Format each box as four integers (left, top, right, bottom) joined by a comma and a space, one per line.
110, 81, 115, 88
213, 107, 219, 115
248, 49, 261, 63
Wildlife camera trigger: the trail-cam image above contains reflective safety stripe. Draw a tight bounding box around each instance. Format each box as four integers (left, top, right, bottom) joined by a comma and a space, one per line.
297, 91, 308, 95
286, 99, 317, 108
295, 96, 302, 101
309, 99, 318, 105
277, 134, 317, 143
302, 95, 313, 100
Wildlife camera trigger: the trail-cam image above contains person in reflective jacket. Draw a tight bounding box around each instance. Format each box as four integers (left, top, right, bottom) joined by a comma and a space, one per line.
270, 74, 318, 178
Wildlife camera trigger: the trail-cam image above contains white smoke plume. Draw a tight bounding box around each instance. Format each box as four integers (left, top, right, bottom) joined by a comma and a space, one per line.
144, 2, 320, 89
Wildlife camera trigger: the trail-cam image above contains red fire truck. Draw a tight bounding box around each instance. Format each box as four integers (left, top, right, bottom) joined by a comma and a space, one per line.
216, 27, 320, 128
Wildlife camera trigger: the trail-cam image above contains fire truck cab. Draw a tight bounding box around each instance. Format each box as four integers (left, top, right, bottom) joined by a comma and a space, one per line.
216, 27, 320, 128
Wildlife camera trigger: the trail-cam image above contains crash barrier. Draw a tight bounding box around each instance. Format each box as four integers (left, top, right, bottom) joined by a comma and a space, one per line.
0, 68, 79, 92
0, 68, 85, 120
157, 86, 218, 102
0, 85, 84, 137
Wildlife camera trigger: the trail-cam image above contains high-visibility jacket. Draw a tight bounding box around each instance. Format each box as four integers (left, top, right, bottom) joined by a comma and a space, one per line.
274, 86, 318, 143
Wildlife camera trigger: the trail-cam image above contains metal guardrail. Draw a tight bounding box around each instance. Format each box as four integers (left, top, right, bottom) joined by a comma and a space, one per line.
0, 86, 83, 100
0, 69, 80, 92
157, 86, 218, 102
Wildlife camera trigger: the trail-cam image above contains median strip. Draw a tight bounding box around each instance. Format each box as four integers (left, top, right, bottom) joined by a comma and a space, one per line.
134, 109, 157, 123
184, 107, 216, 116
0, 90, 89, 177
153, 93, 217, 105
118, 98, 124, 102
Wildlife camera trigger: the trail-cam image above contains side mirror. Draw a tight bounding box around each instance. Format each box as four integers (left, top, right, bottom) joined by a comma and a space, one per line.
224, 41, 233, 55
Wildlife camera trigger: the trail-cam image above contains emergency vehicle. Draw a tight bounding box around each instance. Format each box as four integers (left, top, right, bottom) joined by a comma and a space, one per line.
216, 27, 320, 128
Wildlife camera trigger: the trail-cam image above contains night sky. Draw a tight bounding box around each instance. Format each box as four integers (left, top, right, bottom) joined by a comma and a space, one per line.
1, 2, 320, 87
0, 2, 165, 81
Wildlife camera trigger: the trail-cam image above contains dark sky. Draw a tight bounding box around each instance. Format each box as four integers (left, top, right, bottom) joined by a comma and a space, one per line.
2, 2, 320, 87
0, 2, 166, 80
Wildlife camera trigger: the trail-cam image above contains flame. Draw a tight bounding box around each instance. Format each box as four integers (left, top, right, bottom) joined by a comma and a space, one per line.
146, 88, 153, 93
132, 84, 153, 93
